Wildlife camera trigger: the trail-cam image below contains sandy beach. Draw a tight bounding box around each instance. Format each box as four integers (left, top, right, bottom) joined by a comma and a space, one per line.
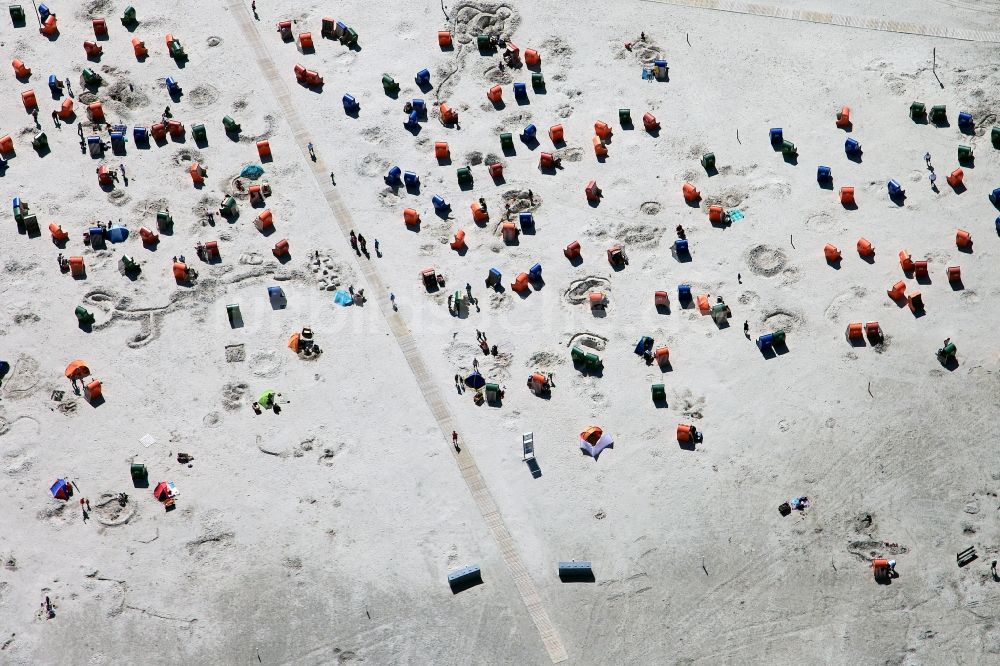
2, 0, 1000, 663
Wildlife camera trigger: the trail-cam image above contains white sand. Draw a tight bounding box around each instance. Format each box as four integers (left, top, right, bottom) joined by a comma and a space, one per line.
3, 0, 1000, 663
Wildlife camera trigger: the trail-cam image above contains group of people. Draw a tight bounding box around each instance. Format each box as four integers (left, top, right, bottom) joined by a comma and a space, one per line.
349, 230, 378, 258
475, 330, 498, 357
346, 285, 366, 305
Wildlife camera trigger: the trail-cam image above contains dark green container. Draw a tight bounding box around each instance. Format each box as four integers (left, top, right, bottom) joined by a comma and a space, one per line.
651, 384, 666, 401
992, 126, 1000, 148
500, 132, 513, 150
781, 140, 796, 156
456, 166, 472, 184
121, 6, 136, 25
958, 144, 973, 161
382, 74, 399, 93
619, 108, 631, 125
929, 105, 946, 122
82, 68, 100, 85
909, 101, 925, 119
571, 346, 585, 363
531, 72, 544, 87
701, 152, 715, 170
223, 116, 241, 133
477, 35, 491, 50
32, 132, 47, 149
10, 4, 25, 21
192, 123, 207, 142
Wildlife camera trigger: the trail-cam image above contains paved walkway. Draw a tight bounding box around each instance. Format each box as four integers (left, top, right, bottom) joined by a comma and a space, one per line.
642, 0, 1000, 42
226, 3, 567, 662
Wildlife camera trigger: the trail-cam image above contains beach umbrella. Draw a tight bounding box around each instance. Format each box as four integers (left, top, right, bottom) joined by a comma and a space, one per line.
465, 370, 485, 389
64, 360, 90, 380
107, 226, 128, 243
578, 425, 614, 459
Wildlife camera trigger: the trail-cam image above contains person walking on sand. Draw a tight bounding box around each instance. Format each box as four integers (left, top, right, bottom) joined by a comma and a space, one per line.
452, 431, 459, 450
743, 320, 749, 338
390, 292, 397, 310
924, 152, 932, 169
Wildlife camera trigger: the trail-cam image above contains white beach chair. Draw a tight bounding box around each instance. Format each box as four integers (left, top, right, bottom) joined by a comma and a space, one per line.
522, 432, 535, 461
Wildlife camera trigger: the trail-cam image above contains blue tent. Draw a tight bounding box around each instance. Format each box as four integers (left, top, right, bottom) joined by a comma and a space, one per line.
240, 164, 264, 180
333, 290, 354, 306
50, 478, 70, 500
465, 370, 485, 389
107, 226, 128, 243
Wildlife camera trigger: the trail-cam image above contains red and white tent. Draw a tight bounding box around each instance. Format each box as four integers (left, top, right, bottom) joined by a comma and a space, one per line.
579, 426, 613, 459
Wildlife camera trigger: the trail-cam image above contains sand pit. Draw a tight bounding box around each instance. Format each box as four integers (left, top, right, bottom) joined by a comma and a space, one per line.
4, 0, 1000, 664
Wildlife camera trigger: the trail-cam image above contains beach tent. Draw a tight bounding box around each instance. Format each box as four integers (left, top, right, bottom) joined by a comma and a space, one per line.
50, 478, 71, 500
153, 481, 171, 501
107, 226, 128, 243
466, 370, 486, 389
259, 390, 276, 408
240, 164, 264, 180
333, 290, 353, 306
65, 360, 90, 380
579, 426, 614, 459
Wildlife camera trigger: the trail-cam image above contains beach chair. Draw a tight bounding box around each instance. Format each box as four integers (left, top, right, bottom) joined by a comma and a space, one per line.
75, 306, 95, 325
522, 432, 535, 461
